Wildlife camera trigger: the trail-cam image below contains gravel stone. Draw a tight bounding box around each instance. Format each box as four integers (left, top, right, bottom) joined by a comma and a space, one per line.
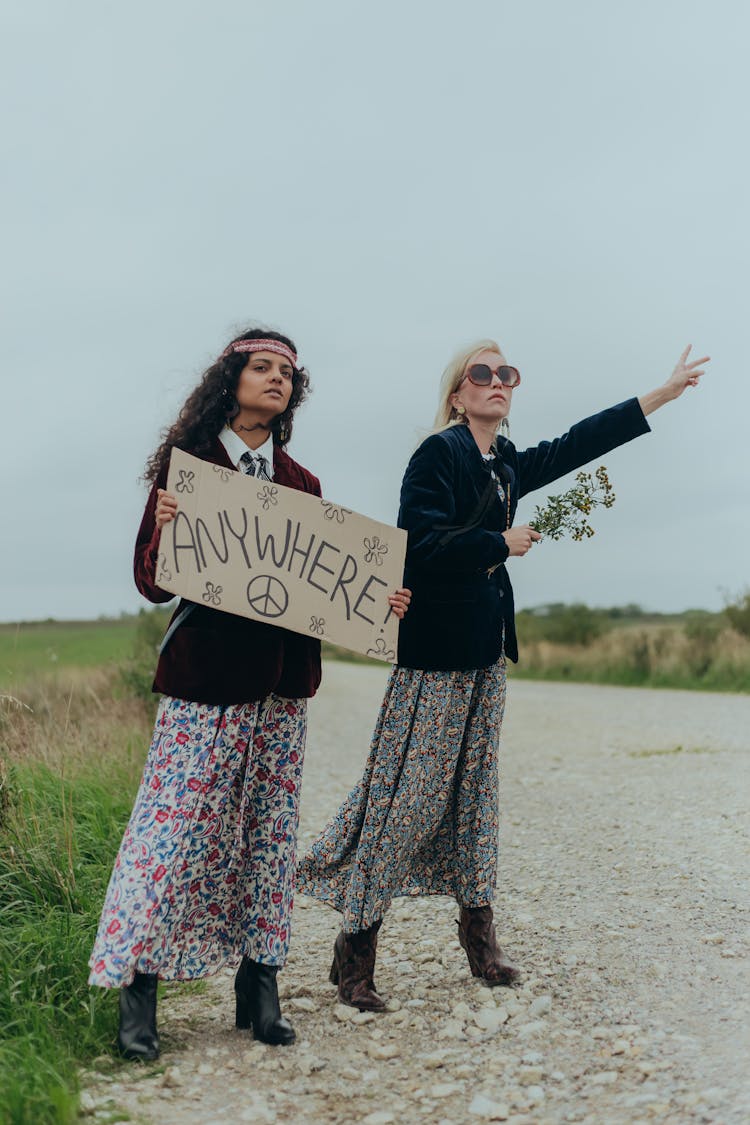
529, 995, 552, 1017
468, 1093, 510, 1119
366, 1040, 400, 1061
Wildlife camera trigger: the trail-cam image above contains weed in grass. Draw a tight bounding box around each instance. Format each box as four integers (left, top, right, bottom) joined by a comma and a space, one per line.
177, 979, 209, 996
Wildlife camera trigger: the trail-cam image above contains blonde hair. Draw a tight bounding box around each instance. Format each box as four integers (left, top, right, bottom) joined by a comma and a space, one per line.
431, 338, 503, 433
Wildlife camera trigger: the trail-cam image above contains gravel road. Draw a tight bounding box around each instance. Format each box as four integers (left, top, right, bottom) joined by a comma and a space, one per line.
81, 664, 750, 1125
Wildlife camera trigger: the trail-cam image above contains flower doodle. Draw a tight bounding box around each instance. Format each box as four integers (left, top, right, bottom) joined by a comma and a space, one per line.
309, 616, 325, 636
212, 465, 232, 483
202, 581, 223, 606
157, 554, 172, 583
366, 637, 396, 661
321, 501, 352, 524
258, 485, 279, 510
175, 469, 195, 494
363, 536, 388, 566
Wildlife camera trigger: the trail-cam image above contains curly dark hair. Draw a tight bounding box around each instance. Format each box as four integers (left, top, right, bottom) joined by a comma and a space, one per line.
144, 327, 311, 484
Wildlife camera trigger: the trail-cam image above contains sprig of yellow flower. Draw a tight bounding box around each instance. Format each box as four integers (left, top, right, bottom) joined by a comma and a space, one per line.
529, 466, 615, 542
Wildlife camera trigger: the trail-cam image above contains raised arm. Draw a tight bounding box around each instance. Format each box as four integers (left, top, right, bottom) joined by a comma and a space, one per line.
638, 345, 710, 416
517, 345, 710, 499
516, 398, 651, 499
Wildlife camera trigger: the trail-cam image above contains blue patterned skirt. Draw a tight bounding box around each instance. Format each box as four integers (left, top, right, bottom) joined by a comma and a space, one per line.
296, 659, 506, 932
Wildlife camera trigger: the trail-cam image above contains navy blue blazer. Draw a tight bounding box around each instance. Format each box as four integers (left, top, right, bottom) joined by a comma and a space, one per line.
396, 397, 650, 671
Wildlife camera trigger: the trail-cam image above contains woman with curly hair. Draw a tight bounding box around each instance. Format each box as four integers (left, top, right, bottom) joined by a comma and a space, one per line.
88, 326, 409, 1059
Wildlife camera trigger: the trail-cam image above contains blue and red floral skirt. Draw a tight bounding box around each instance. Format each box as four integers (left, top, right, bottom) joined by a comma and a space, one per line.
89, 692, 307, 988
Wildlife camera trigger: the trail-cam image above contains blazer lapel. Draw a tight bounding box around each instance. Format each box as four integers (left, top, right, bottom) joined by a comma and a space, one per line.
272, 445, 297, 487
204, 438, 236, 471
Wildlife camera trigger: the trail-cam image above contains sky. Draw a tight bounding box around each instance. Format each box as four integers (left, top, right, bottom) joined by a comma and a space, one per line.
1, 0, 747, 622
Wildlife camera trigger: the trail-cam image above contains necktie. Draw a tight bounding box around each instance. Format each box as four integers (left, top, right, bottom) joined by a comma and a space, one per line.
240, 452, 271, 480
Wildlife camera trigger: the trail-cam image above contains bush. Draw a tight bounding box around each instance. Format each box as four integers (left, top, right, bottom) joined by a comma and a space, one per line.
118, 606, 171, 709
517, 603, 605, 647
724, 589, 750, 639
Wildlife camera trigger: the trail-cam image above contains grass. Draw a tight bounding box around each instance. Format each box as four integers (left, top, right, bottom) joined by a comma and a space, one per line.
0, 669, 151, 1125
0, 619, 140, 688
0, 611, 384, 692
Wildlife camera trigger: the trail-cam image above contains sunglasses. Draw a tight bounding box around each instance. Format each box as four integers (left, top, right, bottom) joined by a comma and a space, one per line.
465, 363, 521, 388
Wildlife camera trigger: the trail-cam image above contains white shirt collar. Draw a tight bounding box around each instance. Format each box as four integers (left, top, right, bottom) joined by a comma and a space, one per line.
219, 426, 275, 478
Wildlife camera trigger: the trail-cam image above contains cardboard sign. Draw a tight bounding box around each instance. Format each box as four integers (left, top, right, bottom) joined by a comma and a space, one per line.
156, 449, 407, 663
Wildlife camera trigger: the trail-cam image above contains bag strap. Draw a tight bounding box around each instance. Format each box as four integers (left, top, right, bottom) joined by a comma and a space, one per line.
437, 472, 499, 546
158, 603, 196, 656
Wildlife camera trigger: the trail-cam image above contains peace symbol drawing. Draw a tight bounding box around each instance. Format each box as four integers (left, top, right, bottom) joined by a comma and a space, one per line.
246, 574, 290, 618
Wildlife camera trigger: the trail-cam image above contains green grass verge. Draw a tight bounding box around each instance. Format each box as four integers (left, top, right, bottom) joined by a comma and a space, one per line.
0, 620, 139, 688
0, 685, 147, 1124
510, 661, 750, 693
0, 613, 382, 696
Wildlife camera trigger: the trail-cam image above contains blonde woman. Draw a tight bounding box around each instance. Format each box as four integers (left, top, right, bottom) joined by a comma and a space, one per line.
296, 340, 709, 1011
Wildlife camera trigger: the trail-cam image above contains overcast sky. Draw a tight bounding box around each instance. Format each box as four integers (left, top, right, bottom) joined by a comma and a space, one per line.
1, 0, 746, 622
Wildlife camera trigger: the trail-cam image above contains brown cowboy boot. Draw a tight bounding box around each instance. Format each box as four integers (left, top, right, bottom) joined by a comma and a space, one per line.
329, 920, 386, 1012
457, 905, 520, 986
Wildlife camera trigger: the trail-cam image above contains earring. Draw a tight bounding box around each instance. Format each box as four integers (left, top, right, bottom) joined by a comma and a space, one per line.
499, 417, 510, 438
455, 403, 466, 416
275, 413, 289, 443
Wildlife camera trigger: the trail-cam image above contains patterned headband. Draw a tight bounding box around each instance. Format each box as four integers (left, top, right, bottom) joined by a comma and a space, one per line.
221, 338, 298, 367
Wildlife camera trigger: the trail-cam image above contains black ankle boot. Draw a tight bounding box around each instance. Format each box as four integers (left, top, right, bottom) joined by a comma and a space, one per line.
234, 957, 295, 1046
118, 972, 159, 1061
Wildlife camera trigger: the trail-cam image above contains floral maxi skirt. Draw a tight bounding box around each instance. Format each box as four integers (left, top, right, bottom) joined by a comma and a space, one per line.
296, 659, 506, 932
89, 693, 307, 988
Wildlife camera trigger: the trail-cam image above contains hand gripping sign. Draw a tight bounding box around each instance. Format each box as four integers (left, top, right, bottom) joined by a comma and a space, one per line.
156, 449, 407, 662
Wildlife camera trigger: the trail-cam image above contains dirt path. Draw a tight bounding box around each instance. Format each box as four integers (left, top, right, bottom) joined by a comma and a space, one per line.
81, 665, 750, 1125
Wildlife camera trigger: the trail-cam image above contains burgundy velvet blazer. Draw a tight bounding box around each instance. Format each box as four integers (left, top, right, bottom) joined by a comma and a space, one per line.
134, 438, 323, 705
